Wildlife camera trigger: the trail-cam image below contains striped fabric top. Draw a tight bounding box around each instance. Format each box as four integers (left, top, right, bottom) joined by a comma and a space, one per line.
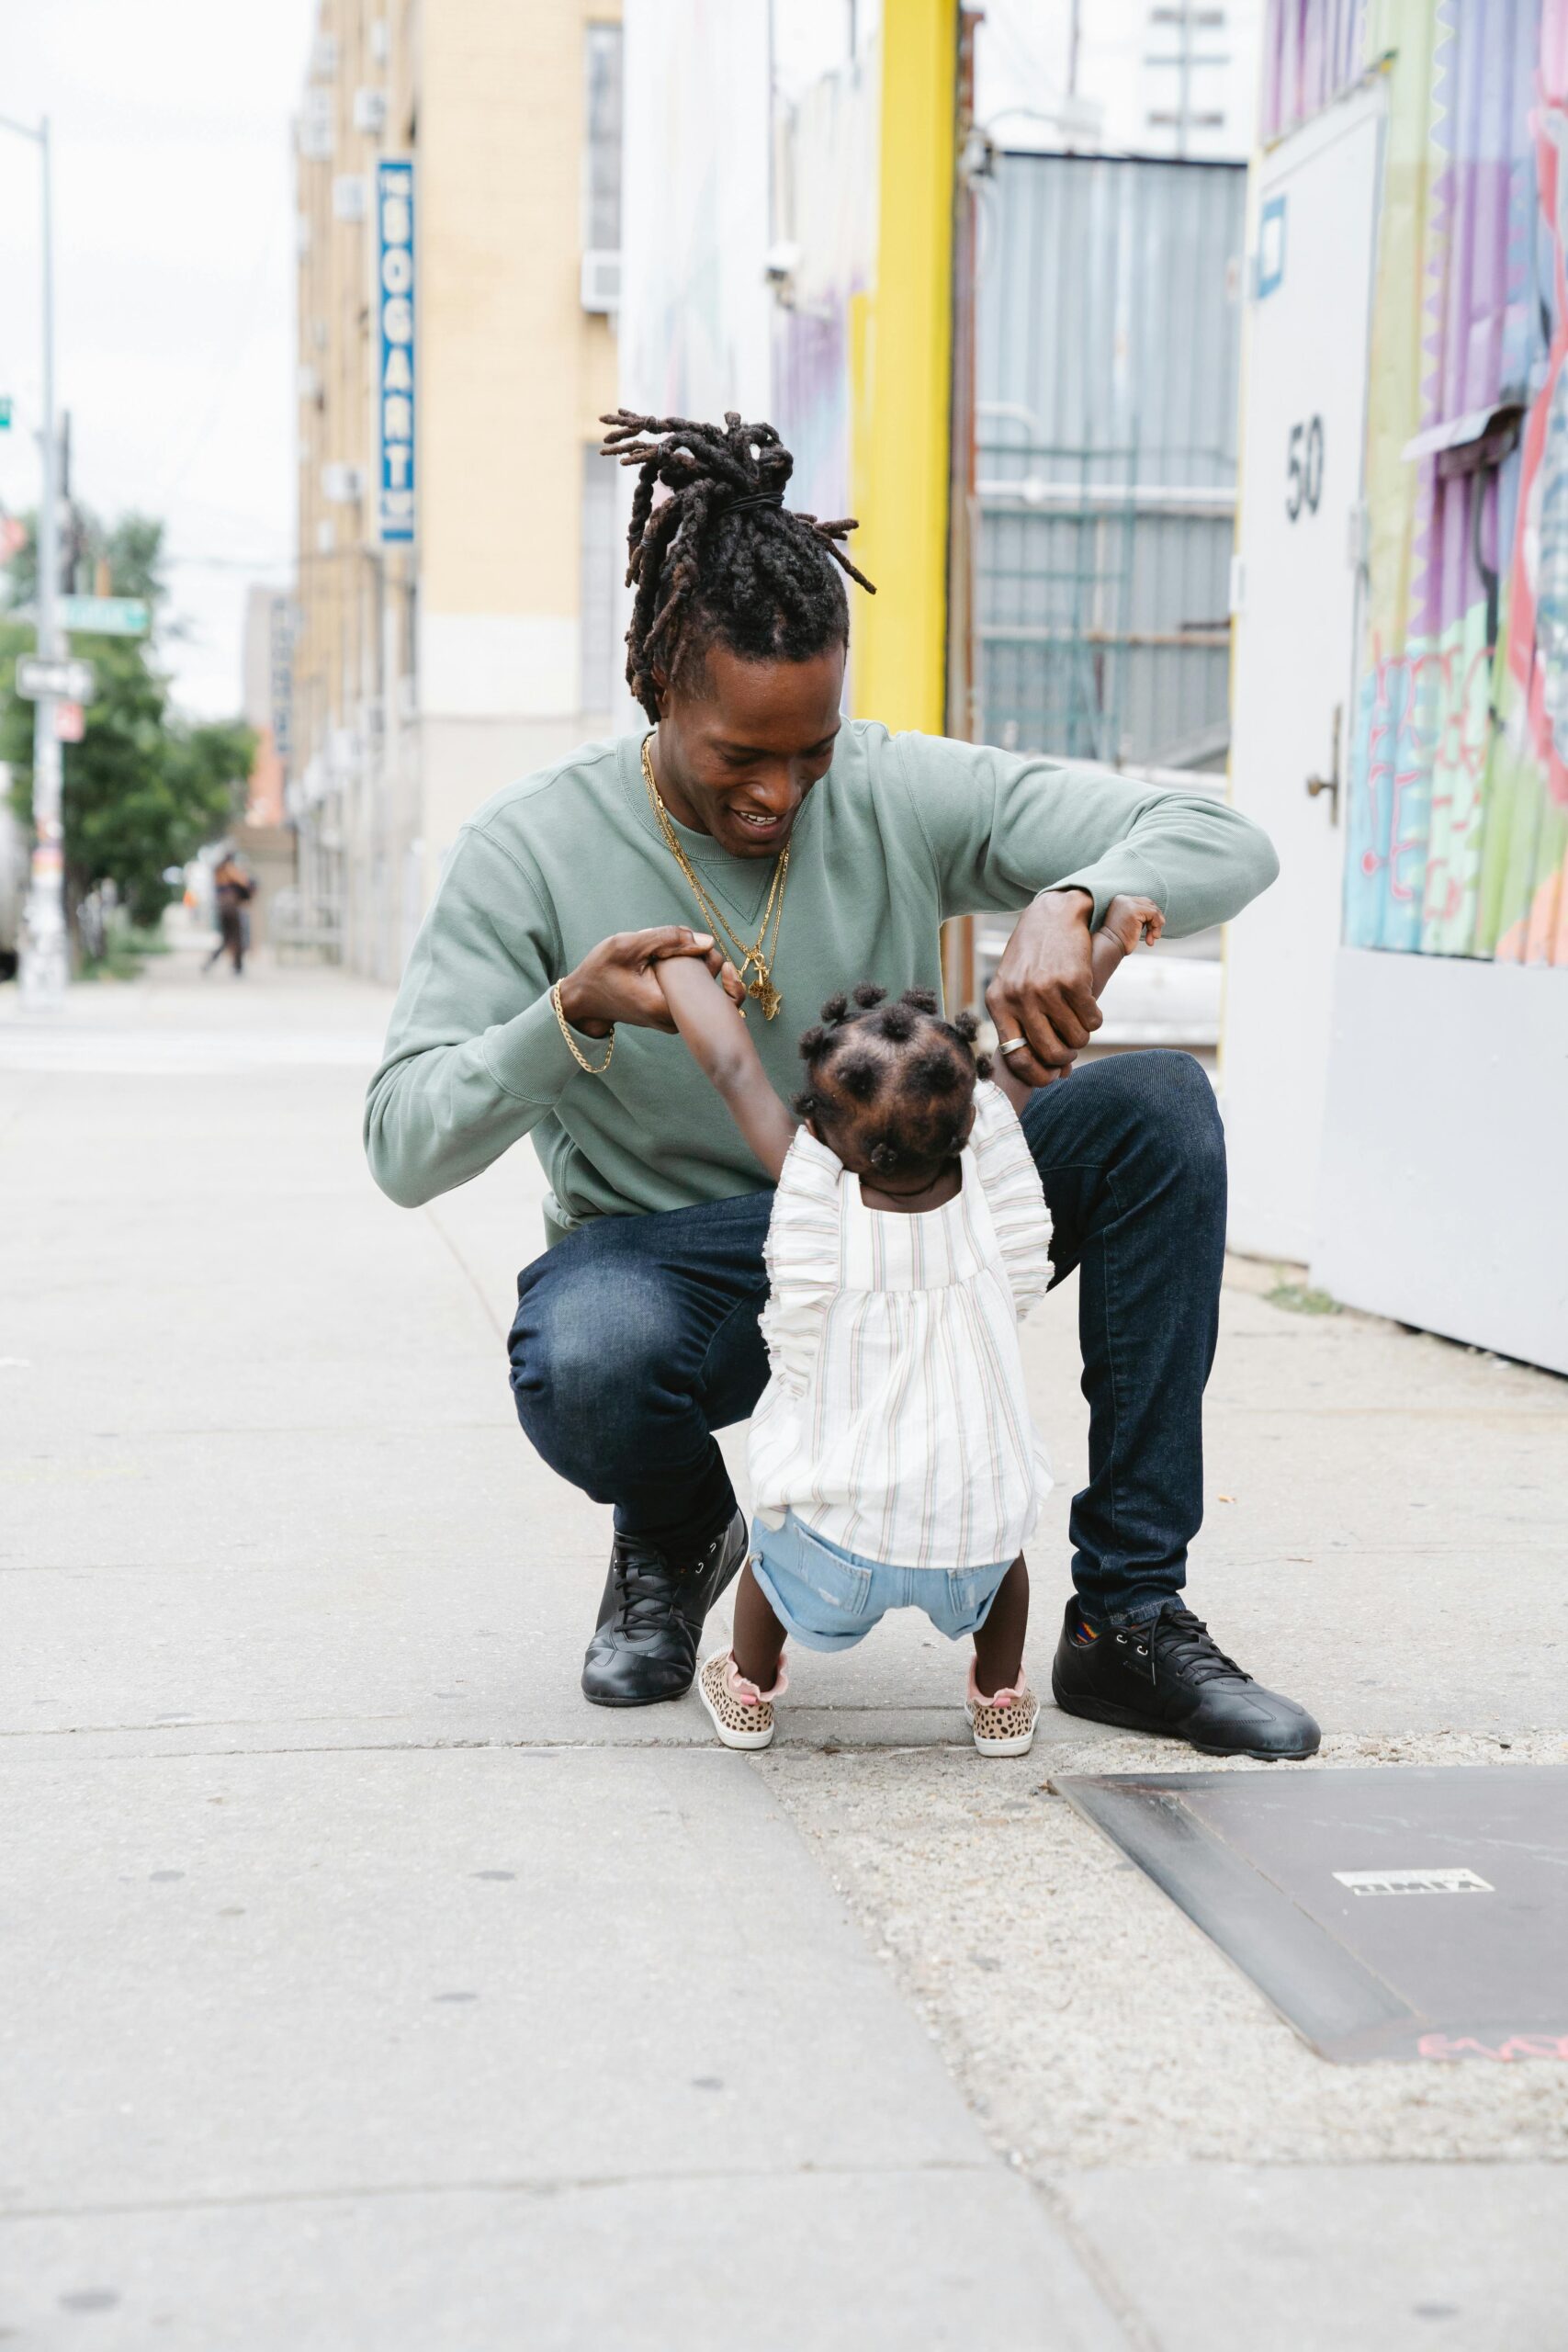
749, 1082, 1055, 1571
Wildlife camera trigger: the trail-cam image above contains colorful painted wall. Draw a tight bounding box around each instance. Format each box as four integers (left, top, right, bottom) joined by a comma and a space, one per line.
1265, 0, 1568, 966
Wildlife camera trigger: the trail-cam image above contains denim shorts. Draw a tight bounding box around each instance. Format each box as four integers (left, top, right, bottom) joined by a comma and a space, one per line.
748, 1510, 1015, 1654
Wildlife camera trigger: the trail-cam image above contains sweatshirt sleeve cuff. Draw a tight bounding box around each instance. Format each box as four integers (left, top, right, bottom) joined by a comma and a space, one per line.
1038, 848, 1168, 932
480, 988, 605, 1104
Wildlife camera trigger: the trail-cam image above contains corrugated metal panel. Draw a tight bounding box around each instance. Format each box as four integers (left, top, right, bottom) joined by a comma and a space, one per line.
973, 153, 1245, 767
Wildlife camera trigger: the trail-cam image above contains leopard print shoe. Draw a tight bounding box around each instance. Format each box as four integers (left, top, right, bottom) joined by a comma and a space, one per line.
698, 1649, 787, 1750
964, 1663, 1040, 1758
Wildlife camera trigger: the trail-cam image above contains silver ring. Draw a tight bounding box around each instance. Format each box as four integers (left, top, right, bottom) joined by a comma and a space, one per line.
998, 1035, 1029, 1057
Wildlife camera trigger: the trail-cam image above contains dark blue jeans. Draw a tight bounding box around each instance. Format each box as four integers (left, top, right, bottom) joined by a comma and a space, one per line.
509, 1052, 1226, 1627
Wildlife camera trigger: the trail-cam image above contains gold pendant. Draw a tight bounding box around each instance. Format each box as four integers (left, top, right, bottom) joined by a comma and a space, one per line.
747, 969, 782, 1020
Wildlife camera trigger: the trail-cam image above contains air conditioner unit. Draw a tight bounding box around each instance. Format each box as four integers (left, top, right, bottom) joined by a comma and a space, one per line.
333, 174, 368, 222
581, 249, 621, 315
321, 464, 366, 504
299, 87, 334, 163
353, 87, 387, 136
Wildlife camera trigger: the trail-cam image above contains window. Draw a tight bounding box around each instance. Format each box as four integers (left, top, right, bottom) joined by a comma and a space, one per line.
583, 24, 622, 254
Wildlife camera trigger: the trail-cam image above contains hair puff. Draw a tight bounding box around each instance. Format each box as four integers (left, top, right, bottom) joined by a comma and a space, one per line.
910, 1042, 962, 1092
836, 1051, 883, 1102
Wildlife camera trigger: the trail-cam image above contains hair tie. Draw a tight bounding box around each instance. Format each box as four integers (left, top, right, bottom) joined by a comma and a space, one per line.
724, 492, 785, 517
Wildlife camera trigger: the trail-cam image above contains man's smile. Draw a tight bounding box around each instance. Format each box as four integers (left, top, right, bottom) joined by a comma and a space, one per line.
728, 806, 793, 845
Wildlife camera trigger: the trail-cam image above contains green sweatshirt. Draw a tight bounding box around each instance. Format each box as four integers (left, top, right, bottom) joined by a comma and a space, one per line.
365, 722, 1276, 1228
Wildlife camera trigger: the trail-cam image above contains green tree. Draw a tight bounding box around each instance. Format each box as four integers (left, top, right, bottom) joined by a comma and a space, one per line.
2, 512, 254, 932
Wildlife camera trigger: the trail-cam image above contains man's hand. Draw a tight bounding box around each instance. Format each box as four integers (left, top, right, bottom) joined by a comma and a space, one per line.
986, 888, 1101, 1089
557, 928, 745, 1038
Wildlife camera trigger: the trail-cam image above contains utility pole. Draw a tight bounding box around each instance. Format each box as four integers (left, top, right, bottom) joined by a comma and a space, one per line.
1, 111, 66, 1010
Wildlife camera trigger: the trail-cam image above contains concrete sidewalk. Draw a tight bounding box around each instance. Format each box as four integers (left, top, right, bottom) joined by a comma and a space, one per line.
3, 948, 1564, 2349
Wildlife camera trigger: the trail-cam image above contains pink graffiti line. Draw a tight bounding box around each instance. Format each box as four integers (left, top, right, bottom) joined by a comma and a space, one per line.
1418, 2030, 1568, 2063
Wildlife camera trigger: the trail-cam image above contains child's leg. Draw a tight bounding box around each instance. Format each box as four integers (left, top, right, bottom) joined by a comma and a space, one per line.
732, 1560, 787, 1688
972, 1554, 1029, 1696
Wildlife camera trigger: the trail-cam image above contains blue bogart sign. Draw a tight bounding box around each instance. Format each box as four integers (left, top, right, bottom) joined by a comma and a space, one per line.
376, 159, 415, 544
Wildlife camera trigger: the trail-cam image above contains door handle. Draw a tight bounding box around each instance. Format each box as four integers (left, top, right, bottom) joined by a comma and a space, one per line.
1306, 703, 1341, 820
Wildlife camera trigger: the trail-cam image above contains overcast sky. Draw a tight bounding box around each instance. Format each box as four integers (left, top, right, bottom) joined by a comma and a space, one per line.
0, 0, 314, 718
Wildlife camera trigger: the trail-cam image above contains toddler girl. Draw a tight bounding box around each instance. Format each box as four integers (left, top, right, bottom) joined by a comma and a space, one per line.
656, 898, 1160, 1758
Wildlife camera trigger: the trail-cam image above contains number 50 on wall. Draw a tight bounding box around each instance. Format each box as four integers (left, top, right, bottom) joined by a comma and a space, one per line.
1287, 416, 1325, 520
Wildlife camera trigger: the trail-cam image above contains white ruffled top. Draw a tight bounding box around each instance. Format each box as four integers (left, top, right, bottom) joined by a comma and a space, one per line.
748, 1081, 1054, 1571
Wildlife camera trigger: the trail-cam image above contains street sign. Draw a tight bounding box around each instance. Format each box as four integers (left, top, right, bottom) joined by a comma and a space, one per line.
374, 158, 416, 544
16, 654, 96, 703
53, 699, 85, 742
58, 594, 149, 637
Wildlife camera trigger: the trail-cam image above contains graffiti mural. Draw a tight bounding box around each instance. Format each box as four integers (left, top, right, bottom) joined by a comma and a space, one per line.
1266, 0, 1568, 966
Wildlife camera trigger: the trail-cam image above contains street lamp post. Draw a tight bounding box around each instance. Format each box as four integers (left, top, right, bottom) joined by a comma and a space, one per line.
1, 111, 65, 1010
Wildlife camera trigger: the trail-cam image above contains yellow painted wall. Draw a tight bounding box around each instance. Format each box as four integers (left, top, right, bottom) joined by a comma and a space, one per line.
850, 0, 958, 736
421, 0, 619, 620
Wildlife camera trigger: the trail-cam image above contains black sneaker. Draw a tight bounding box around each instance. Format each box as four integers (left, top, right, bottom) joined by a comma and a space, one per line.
1051, 1599, 1321, 1758
581, 1510, 748, 1708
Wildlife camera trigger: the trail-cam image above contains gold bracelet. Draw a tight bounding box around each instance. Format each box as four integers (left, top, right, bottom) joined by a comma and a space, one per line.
550, 981, 615, 1076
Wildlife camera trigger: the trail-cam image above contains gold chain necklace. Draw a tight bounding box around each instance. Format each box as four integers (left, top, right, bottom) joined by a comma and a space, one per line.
640, 733, 789, 1018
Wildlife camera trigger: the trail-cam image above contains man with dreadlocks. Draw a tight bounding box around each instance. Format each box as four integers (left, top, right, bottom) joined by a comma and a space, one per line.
366, 410, 1319, 1758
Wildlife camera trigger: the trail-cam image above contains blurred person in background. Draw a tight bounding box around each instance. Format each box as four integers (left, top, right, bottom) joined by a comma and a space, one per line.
367, 412, 1320, 1762
204, 851, 254, 978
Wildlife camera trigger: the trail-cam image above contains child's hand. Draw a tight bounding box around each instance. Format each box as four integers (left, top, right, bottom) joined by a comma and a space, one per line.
1100, 894, 1165, 956
1089, 894, 1163, 998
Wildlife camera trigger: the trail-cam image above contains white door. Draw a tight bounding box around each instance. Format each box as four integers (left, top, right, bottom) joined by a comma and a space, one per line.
1223, 85, 1384, 1261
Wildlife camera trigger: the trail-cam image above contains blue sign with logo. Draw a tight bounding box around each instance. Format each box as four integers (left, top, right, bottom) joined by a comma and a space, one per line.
1257, 195, 1286, 300
376, 159, 415, 544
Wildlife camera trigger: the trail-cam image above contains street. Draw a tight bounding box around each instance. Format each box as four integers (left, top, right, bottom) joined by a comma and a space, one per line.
3, 942, 1565, 2349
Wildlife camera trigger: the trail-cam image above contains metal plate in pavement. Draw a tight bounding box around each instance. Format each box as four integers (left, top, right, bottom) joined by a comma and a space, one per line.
1054, 1766, 1568, 2064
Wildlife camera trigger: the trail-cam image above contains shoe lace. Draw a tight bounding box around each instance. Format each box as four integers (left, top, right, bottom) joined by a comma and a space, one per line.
610, 1539, 684, 1636
1146, 1608, 1249, 1688
610, 1530, 720, 1637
